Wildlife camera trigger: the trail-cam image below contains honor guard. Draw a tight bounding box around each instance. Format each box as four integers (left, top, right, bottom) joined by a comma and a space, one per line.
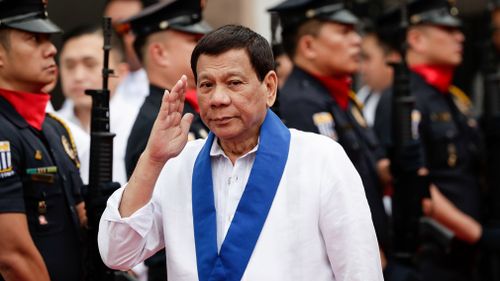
123, 0, 211, 180
374, 1, 488, 280
120, 1, 211, 280
268, 0, 391, 269
0, 0, 85, 280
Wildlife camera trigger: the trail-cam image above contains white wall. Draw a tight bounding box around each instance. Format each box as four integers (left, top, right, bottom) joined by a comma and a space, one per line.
204, 0, 284, 41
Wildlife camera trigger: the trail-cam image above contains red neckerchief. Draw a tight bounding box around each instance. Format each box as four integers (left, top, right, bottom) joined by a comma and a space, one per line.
185, 88, 200, 113
312, 74, 352, 111
0, 88, 50, 130
411, 64, 454, 94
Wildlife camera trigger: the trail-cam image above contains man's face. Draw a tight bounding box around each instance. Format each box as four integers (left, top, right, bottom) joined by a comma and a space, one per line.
0, 29, 57, 93
411, 25, 464, 66
159, 30, 202, 89
309, 21, 361, 76
360, 34, 393, 92
196, 49, 277, 143
59, 33, 121, 109
105, 0, 143, 71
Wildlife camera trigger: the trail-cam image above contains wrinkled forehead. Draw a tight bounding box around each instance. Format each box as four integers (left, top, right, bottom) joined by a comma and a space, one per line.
196, 48, 254, 77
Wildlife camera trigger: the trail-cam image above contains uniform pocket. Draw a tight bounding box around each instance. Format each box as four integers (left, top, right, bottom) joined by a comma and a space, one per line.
23, 173, 65, 236
427, 121, 459, 168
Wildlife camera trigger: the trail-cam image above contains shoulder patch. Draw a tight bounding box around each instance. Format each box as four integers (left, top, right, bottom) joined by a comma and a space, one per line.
0, 141, 15, 178
313, 112, 338, 140
47, 113, 80, 168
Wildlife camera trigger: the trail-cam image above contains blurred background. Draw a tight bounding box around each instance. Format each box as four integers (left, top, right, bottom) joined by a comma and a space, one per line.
47, 0, 489, 108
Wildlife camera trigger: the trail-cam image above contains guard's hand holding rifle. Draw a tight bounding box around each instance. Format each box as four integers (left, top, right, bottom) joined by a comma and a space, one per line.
120, 76, 193, 218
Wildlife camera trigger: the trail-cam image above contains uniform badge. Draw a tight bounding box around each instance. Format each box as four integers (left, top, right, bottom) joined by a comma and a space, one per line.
61, 135, 77, 162
35, 150, 43, 160
313, 112, 338, 140
411, 110, 422, 140
447, 143, 457, 167
0, 141, 15, 178
351, 107, 367, 128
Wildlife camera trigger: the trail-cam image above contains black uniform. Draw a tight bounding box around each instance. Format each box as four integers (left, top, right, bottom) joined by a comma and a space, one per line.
375, 72, 482, 281
280, 67, 390, 249
125, 84, 208, 178
0, 97, 83, 281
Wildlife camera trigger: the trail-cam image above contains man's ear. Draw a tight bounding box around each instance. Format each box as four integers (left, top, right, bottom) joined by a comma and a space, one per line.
0, 48, 5, 68
148, 41, 169, 68
407, 27, 425, 53
263, 70, 278, 107
296, 34, 318, 60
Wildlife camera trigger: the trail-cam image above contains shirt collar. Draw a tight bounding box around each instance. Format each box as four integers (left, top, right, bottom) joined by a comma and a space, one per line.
210, 136, 260, 160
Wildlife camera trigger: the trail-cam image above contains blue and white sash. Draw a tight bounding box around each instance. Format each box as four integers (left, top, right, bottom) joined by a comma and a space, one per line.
192, 109, 290, 281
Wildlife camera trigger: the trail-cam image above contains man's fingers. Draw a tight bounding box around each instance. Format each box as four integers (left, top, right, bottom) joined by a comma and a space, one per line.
180, 113, 194, 136
157, 89, 171, 121
168, 75, 188, 114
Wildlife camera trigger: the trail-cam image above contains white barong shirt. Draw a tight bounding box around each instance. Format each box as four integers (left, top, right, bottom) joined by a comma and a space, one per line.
98, 129, 384, 281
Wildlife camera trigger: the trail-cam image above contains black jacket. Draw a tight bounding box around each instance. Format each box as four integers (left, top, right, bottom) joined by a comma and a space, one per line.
280, 66, 389, 248
0, 97, 83, 281
375, 72, 483, 220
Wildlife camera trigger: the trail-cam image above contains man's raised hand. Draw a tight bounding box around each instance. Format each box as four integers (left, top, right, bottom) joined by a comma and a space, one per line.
144, 75, 194, 166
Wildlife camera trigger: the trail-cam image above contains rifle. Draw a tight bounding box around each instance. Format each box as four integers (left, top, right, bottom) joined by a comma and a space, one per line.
389, 0, 420, 260
479, 3, 500, 279
388, 0, 452, 263
84, 17, 117, 281
482, 2, 500, 222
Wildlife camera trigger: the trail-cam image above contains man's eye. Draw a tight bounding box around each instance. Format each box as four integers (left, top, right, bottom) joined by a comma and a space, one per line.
199, 82, 213, 88
229, 80, 242, 86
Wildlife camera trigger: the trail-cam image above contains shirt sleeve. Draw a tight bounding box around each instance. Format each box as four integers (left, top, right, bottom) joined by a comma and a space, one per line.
319, 142, 384, 281
98, 184, 165, 271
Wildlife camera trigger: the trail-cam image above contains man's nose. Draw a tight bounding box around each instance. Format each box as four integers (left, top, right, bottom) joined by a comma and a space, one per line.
210, 85, 231, 106
44, 40, 57, 58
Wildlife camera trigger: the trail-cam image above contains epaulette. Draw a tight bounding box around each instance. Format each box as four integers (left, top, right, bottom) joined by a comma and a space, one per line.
349, 90, 364, 111
449, 85, 473, 116
46, 113, 81, 168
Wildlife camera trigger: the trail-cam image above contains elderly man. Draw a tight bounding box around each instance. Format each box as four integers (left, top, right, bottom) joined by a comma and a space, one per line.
98, 25, 383, 281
